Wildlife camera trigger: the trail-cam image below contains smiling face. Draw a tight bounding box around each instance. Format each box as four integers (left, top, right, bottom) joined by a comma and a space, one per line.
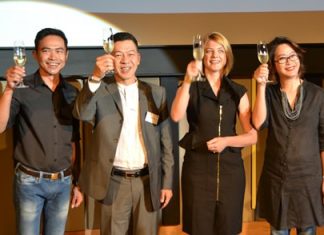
203, 40, 227, 74
202, 32, 233, 77
33, 35, 68, 78
112, 39, 140, 85
274, 43, 300, 80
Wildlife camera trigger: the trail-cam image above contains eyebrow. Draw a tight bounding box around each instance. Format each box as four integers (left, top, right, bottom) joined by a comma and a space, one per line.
276, 51, 296, 57
114, 49, 137, 53
40, 46, 66, 50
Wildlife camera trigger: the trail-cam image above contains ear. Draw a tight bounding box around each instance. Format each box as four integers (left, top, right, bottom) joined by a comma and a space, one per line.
32, 50, 37, 60
137, 52, 141, 65
65, 50, 69, 60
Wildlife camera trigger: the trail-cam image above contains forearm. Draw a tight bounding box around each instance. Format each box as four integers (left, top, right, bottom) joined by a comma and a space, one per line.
71, 141, 81, 186
321, 151, 324, 177
223, 128, 257, 148
252, 84, 267, 130
170, 76, 191, 122
73, 84, 97, 122
0, 87, 14, 133
160, 120, 174, 189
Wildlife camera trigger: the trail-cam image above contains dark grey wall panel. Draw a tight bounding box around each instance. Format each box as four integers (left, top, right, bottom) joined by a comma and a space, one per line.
1, 44, 324, 80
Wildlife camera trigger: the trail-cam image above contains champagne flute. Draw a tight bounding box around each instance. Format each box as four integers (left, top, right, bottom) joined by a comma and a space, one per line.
13, 40, 28, 88
257, 41, 272, 83
192, 34, 205, 82
103, 28, 114, 75
103, 27, 114, 54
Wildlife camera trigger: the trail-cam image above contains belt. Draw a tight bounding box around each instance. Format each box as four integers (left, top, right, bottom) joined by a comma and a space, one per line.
111, 166, 149, 178
18, 164, 72, 180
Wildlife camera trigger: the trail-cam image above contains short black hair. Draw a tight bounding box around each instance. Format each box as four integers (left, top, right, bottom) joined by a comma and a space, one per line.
112, 32, 138, 49
34, 28, 68, 51
268, 36, 305, 81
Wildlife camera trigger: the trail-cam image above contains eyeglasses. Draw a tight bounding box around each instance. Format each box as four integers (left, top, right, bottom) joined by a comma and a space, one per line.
275, 54, 299, 64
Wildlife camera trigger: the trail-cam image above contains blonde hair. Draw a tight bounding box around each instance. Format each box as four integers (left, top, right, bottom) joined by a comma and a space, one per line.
203, 32, 234, 76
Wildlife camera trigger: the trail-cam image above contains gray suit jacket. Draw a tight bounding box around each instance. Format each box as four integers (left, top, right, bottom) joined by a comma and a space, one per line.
73, 79, 174, 210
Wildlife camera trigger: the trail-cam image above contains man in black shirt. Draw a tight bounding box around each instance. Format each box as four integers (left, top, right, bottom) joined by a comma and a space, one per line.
0, 28, 83, 235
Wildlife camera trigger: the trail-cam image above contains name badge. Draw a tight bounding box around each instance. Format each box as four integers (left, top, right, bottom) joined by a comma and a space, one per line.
145, 112, 159, 125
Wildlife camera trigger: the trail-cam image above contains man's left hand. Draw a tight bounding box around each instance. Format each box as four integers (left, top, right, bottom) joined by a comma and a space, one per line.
160, 189, 173, 209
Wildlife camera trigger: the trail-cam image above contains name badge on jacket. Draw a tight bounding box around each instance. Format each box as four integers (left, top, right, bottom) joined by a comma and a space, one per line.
145, 111, 159, 125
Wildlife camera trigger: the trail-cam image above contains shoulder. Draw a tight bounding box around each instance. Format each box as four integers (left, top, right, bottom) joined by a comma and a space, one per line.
139, 80, 166, 94
303, 80, 324, 99
61, 76, 80, 102
304, 80, 323, 91
62, 76, 80, 92
223, 76, 247, 97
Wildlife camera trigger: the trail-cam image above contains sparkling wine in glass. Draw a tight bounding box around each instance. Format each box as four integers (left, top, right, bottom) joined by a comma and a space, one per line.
192, 34, 205, 81
257, 41, 272, 83
13, 40, 28, 88
103, 28, 114, 75
103, 27, 114, 54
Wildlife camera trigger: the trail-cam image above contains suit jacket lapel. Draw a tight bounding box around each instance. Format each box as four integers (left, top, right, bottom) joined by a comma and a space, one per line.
138, 81, 149, 122
106, 81, 123, 116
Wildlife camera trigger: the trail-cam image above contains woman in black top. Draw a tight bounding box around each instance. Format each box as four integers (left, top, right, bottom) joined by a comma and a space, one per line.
253, 36, 324, 235
171, 32, 257, 235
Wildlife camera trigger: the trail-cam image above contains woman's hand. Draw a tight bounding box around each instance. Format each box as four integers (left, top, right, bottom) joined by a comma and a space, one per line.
207, 137, 227, 153
253, 64, 269, 85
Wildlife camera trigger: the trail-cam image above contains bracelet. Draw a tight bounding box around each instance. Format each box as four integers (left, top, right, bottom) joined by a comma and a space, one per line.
88, 76, 101, 83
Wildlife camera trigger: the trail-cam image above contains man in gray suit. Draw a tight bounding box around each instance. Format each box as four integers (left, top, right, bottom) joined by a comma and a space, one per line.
73, 32, 174, 235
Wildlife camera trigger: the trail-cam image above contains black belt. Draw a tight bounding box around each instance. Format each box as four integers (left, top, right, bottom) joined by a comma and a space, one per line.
18, 164, 72, 180
111, 166, 149, 178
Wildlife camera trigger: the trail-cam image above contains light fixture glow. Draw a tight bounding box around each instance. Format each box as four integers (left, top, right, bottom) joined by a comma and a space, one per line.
0, 1, 121, 47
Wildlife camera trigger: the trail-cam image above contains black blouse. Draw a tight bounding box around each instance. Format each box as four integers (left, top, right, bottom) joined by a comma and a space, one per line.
257, 80, 324, 229
180, 76, 246, 155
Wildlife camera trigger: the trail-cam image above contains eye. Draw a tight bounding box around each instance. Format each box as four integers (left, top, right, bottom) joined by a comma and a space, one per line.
278, 57, 286, 63
114, 53, 122, 58
56, 49, 65, 54
205, 49, 213, 54
290, 54, 298, 60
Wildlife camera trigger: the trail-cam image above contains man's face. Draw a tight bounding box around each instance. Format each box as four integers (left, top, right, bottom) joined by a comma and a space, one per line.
33, 35, 68, 77
112, 39, 140, 84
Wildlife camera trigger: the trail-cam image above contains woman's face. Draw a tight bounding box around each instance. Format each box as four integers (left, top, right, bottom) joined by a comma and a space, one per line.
274, 43, 300, 80
203, 39, 227, 74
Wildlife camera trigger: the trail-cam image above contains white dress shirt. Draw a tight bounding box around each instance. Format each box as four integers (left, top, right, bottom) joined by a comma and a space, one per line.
88, 79, 147, 170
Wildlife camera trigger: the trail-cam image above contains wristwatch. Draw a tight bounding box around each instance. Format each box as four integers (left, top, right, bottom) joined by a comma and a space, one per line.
88, 76, 101, 83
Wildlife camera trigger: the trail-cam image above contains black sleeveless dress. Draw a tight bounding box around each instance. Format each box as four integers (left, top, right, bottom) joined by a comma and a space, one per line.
180, 77, 246, 235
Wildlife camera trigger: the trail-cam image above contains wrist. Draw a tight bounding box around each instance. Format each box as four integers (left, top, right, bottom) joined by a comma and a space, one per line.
183, 74, 192, 85
88, 75, 101, 83
5, 84, 15, 92
254, 77, 266, 86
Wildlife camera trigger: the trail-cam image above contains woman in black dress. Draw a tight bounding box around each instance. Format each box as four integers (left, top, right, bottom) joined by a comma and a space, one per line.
170, 32, 257, 235
252, 36, 324, 235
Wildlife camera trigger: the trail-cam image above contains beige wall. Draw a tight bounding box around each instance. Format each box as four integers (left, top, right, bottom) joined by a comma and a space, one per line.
94, 12, 324, 45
